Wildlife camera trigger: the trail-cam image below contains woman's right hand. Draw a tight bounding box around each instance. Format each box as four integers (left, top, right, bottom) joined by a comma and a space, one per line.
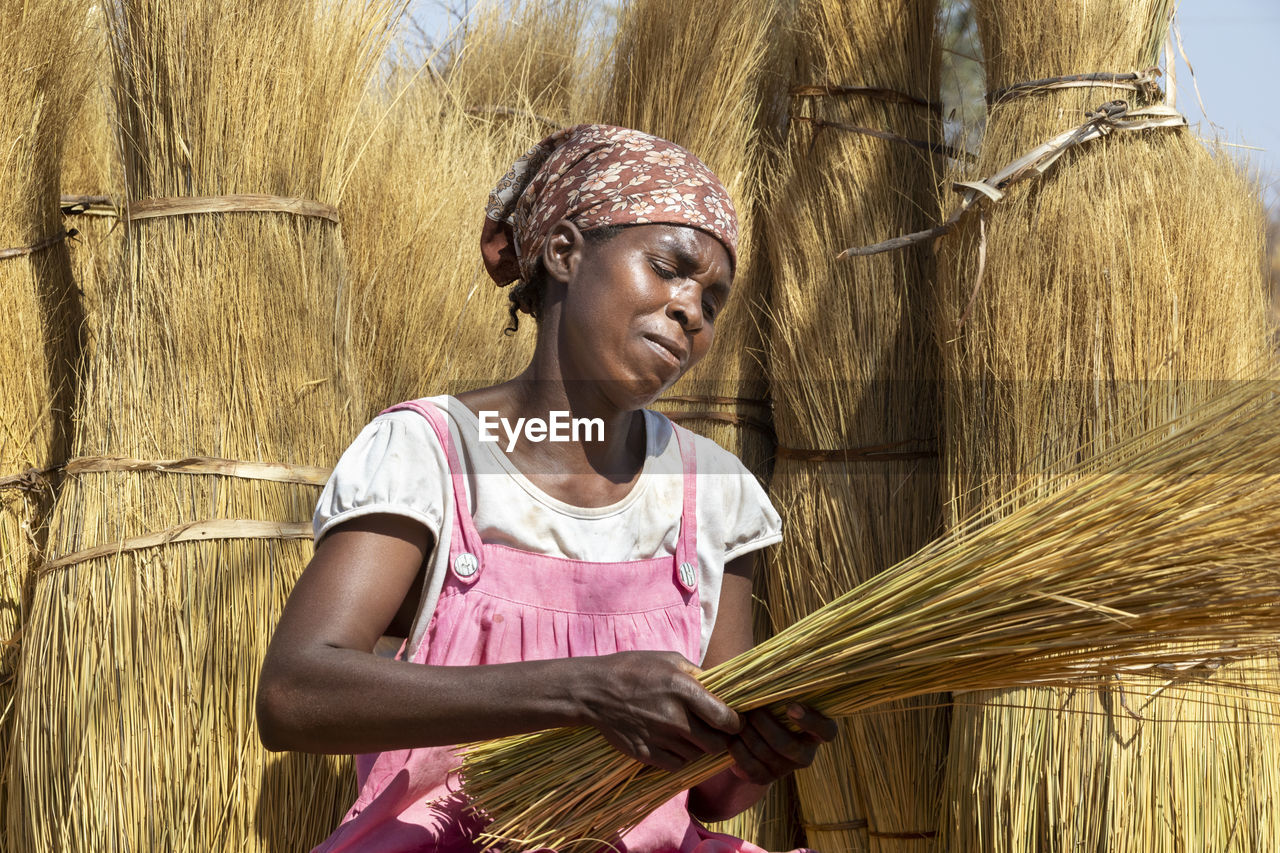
576, 650, 742, 772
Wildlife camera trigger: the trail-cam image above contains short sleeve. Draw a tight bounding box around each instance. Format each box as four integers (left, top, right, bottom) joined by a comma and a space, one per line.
313, 409, 450, 542
686, 430, 784, 563
720, 457, 783, 562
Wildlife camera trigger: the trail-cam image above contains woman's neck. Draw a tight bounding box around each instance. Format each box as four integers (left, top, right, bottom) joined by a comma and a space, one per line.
452, 370, 649, 507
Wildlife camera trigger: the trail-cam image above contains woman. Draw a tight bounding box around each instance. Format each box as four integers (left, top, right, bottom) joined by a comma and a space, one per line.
257, 124, 836, 853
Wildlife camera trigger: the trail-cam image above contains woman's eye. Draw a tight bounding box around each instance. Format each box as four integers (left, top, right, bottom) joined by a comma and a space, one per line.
650, 261, 678, 280
702, 298, 718, 320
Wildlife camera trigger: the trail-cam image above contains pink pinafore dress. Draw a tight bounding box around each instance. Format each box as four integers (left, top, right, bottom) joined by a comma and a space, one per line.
313, 399, 777, 853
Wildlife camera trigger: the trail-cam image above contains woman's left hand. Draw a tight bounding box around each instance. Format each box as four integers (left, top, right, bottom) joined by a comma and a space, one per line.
725, 703, 838, 785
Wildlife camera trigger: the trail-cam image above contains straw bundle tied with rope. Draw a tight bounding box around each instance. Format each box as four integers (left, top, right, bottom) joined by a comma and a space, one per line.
5, 1, 401, 849
0, 0, 91, 828
930, 1, 1277, 848
460, 370, 1280, 853
344, 0, 604, 420
443, 0, 593, 125
590, 0, 789, 478
585, 1, 795, 841
762, 0, 945, 849
58, 2, 124, 374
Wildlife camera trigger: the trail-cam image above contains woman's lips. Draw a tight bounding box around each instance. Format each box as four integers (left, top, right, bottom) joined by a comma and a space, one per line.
643, 334, 687, 370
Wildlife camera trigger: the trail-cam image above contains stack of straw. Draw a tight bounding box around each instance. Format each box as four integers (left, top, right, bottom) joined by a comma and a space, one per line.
5, 1, 398, 849
585, 0, 797, 843
589, 0, 789, 478
761, 1, 946, 849
933, 1, 1276, 849
342, 0, 597, 420
0, 0, 90, 827
459, 371, 1280, 852
59, 3, 124, 375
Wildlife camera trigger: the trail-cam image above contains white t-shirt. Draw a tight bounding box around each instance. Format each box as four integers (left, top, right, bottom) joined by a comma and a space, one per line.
313, 396, 783, 663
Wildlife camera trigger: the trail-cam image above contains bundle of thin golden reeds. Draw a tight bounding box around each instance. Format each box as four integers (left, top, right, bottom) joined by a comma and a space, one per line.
342, 0, 601, 419
0, 0, 91, 828
588, 0, 789, 477
444, 0, 592, 125
59, 2, 123, 371
4, 1, 399, 849
760, 0, 945, 849
342, 75, 543, 417
933, 1, 1275, 848
460, 372, 1280, 853
584, 3, 793, 840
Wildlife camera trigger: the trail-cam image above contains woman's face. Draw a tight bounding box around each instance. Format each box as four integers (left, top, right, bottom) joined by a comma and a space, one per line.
548, 222, 733, 410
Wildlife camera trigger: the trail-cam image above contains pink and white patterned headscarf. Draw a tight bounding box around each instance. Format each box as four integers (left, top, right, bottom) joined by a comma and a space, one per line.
480, 124, 739, 285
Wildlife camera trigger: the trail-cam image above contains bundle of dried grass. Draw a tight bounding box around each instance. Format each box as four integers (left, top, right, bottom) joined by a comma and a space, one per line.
0, 0, 91, 828
584, 0, 788, 478
933, 1, 1276, 849
459, 372, 1280, 852
760, 0, 945, 849
59, 2, 123, 370
4, 1, 399, 849
583, 2, 794, 840
444, 0, 592, 126
342, 75, 544, 417
342, 0, 601, 419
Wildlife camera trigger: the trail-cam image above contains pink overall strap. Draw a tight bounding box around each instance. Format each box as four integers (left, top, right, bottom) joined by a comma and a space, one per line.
380, 400, 485, 576
668, 420, 699, 593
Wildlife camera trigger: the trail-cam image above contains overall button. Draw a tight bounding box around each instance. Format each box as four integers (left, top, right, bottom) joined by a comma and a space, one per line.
454, 552, 479, 578
678, 561, 697, 589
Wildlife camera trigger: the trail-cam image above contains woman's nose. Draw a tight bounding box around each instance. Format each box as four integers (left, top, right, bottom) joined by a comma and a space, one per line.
667, 285, 702, 331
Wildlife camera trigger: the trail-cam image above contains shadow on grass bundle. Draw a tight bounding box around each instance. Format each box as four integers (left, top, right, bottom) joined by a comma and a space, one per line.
460, 374, 1280, 852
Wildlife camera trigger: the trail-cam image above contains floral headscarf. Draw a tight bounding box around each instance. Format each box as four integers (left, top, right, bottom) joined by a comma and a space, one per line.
480, 124, 739, 285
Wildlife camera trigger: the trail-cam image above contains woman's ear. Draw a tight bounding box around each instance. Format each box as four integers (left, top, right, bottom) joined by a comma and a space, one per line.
542, 220, 584, 284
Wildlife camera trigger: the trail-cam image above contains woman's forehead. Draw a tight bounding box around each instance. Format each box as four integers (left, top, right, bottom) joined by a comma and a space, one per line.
616, 224, 733, 271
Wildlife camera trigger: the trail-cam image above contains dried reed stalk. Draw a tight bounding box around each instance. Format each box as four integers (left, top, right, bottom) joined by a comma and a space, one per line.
0, 0, 91, 830
5, 1, 399, 849
343, 0, 600, 418
589, 0, 789, 477
585, 3, 793, 841
761, 0, 944, 850
935, 1, 1276, 849
460, 372, 1280, 853
444, 0, 592, 124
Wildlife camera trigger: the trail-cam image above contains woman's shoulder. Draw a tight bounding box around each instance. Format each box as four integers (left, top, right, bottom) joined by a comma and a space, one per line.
313, 397, 455, 541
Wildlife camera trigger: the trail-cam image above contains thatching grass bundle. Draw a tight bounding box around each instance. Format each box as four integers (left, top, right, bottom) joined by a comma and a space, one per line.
0, 0, 91, 826
60, 3, 124, 372
587, 0, 789, 477
442, 0, 592, 124
343, 0, 607, 419
460, 372, 1280, 853
579, 2, 794, 841
933, 1, 1276, 848
760, 0, 944, 848
4, 1, 398, 849
342, 76, 546, 418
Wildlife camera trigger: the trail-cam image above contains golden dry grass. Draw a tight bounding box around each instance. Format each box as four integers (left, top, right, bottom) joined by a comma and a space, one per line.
460, 371, 1280, 853
760, 0, 945, 849
587, 0, 790, 479
0, 0, 92, 832
5, 1, 400, 849
934, 1, 1276, 849
582, 3, 795, 841
342, 75, 544, 417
